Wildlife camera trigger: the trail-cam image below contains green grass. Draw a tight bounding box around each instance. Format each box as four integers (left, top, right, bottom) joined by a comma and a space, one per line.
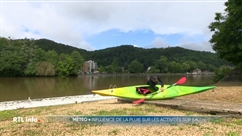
181, 110, 197, 116
0, 107, 55, 122
93, 108, 128, 115
226, 131, 240, 136
233, 119, 242, 125
153, 130, 161, 135
211, 117, 224, 124
226, 123, 234, 127
0, 110, 20, 121
92, 108, 144, 115
66, 110, 83, 115
179, 126, 184, 130
92, 104, 167, 115
108, 128, 120, 135
36, 106, 56, 114
64, 122, 99, 131
21, 109, 42, 116
22, 130, 43, 136
93, 109, 127, 115
143, 104, 160, 112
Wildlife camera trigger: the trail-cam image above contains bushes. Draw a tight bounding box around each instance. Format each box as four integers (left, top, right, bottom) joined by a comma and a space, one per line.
213, 66, 232, 82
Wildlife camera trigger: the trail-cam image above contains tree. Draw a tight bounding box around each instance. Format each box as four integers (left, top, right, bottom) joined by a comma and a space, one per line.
185, 61, 197, 71
33, 48, 46, 62
46, 50, 59, 68
18, 39, 39, 76
128, 60, 143, 73
197, 61, 206, 71
57, 54, 74, 77
36, 61, 55, 76
24, 62, 37, 76
70, 50, 84, 75
111, 57, 120, 73
0, 51, 24, 76
168, 61, 182, 73
24, 47, 46, 76
147, 67, 160, 73
208, 64, 216, 71
154, 56, 168, 73
208, 0, 242, 69
182, 62, 190, 73
105, 65, 114, 73
213, 66, 231, 82
0, 38, 25, 76
98, 65, 105, 73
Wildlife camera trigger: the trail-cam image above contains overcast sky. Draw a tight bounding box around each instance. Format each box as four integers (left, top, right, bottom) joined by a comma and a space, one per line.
1, 0, 227, 52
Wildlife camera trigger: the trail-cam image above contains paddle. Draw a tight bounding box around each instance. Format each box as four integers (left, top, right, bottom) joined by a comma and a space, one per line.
132, 76, 187, 104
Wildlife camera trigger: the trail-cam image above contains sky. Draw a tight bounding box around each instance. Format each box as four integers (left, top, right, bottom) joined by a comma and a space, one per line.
0, 0, 227, 52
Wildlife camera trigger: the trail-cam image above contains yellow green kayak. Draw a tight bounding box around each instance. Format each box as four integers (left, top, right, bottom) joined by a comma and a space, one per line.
92, 85, 216, 100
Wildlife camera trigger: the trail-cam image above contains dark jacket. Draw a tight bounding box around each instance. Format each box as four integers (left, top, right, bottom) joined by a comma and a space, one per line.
146, 76, 164, 92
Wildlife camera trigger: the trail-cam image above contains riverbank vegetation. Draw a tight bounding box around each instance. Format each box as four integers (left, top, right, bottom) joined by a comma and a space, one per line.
0, 38, 84, 77
0, 37, 232, 77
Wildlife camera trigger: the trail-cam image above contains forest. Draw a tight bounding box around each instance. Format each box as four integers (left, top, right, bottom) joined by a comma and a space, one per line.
0, 37, 232, 77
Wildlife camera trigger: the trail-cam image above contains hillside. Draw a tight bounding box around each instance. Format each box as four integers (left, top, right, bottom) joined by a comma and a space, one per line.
34, 39, 231, 70
86, 45, 230, 68
34, 39, 89, 59
0, 37, 233, 77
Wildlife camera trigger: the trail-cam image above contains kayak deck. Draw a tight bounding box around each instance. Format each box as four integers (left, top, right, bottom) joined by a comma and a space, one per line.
92, 85, 216, 100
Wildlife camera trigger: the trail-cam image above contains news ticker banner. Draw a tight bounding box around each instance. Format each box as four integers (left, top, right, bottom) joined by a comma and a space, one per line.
46, 115, 220, 125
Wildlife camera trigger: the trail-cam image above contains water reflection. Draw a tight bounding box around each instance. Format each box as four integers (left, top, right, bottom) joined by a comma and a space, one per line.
82, 75, 98, 89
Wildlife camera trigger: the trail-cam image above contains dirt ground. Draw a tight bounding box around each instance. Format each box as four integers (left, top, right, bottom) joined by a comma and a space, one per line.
0, 86, 242, 136
178, 86, 242, 103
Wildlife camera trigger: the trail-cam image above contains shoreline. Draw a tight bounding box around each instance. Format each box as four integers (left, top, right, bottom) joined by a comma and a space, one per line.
0, 94, 116, 111
1, 86, 242, 111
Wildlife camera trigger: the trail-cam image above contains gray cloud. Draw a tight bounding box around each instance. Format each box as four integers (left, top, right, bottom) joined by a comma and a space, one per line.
178, 41, 214, 52
149, 37, 170, 48
1, 1, 226, 51
149, 36, 214, 52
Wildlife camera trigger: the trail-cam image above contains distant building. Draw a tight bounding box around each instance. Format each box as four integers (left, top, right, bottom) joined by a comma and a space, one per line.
192, 68, 201, 75
83, 60, 98, 73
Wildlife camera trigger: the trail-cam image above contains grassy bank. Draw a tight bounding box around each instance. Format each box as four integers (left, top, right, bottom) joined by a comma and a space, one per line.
0, 86, 242, 136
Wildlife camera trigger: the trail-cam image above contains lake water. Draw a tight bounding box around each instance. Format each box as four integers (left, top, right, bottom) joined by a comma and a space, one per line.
0, 74, 240, 102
